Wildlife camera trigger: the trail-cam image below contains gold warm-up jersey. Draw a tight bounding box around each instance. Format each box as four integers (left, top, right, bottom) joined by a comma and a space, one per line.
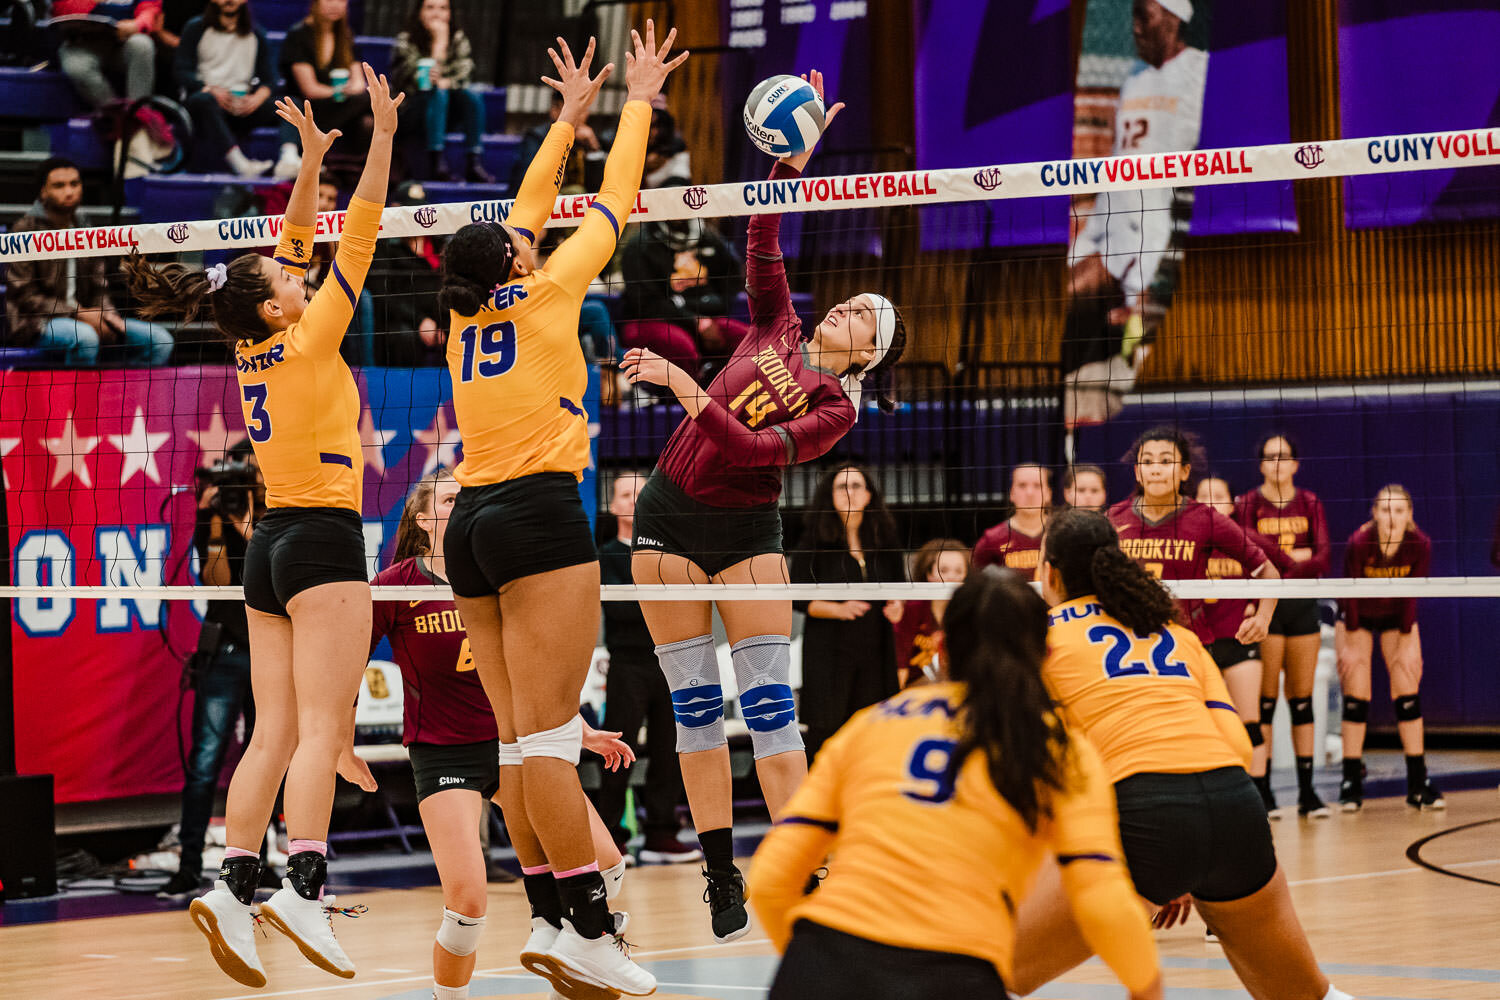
449, 102, 650, 487
1043, 597, 1253, 783
233, 196, 383, 510
748, 682, 1159, 994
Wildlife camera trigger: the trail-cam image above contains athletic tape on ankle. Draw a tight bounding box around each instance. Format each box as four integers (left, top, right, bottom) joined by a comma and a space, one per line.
518, 714, 584, 764
436, 908, 485, 957
731, 634, 803, 759
657, 634, 726, 753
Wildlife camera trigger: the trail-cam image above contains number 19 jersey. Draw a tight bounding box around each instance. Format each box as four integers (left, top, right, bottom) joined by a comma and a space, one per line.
1043, 597, 1246, 783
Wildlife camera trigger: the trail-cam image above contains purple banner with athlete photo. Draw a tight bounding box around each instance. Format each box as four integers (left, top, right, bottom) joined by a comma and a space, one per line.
915, 0, 1295, 250
1339, 0, 1500, 228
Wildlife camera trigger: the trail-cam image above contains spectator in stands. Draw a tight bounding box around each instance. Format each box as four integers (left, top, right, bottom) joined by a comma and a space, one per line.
889, 538, 969, 688
643, 95, 689, 187
273, 0, 371, 179
3, 157, 174, 365
1061, 463, 1108, 512
792, 464, 905, 760
150, 0, 206, 93
595, 472, 702, 864
508, 89, 602, 192
364, 179, 445, 366
159, 439, 271, 898
389, 0, 491, 182
620, 205, 751, 382
53, 0, 176, 145
174, 0, 277, 176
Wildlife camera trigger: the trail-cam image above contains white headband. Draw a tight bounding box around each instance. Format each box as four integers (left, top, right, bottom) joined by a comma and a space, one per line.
840, 293, 897, 417
1156, 0, 1193, 22
205, 262, 228, 292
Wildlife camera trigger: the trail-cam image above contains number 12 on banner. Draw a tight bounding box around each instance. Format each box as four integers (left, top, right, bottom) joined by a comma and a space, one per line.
458, 321, 517, 383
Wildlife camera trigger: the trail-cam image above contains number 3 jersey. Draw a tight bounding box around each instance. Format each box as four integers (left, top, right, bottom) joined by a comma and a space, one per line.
1043, 597, 1249, 783
369, 558, 497, 746
655, 161, 855, 508
234, 195, 385, 510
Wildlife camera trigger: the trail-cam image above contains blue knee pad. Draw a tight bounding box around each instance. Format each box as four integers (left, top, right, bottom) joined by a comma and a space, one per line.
656, 634, 726, 753
731, 634, 802, 760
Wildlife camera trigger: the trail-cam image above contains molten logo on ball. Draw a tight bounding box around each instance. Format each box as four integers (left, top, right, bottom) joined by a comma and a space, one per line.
972, 168, 1003, 191
166, 223, 190, 244
1295, 144, 1325, 170
414, 206, 439, 228
682, 186, 709, 210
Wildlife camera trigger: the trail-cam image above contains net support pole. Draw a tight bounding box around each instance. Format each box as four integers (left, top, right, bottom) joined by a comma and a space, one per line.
0, 452, 15, 777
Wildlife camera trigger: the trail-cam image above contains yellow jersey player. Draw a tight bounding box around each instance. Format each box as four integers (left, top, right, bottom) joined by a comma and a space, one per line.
433, 26, 686, 998
1011, 508, 1357, 1000
749, 568, 1162, 1000
127, 66, 403, 988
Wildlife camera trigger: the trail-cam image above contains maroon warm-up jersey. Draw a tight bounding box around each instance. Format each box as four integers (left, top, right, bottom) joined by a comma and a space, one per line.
654, 162, 856, 508
370, 558, 498, 746
1200, 528, 1285, 642
972, 520, 1043, 580
1108, 497, 1271, 644
1234, 487, 1330, 578
1341, 522, 1431, 633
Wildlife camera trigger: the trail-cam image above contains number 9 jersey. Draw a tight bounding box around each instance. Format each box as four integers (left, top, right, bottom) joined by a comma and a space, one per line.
1043, 597, 1252, 784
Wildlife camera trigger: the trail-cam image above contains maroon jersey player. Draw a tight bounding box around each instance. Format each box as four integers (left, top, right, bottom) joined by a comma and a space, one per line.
973, 464, 1051, 580
622, 70, 908, 943
1335, 484, 1441, 811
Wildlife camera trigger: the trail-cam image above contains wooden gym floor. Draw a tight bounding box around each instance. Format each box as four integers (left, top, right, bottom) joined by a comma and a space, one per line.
4, 788, 1499, 999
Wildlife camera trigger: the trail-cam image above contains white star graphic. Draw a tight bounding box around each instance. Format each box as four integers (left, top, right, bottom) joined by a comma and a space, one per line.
0, 437, 19, 489
358, 408, 397, 475
185, 404, 239, 467
412, 405, 462, 478
42, 412, 101, 488
107, 408, 172, 485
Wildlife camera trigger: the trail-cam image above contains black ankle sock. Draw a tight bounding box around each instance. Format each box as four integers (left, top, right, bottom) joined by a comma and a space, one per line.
1295, 755, 1315, 794
555, 871, 611, 939
699, 827, 735, 873
286, 850, 326, 901
219, 855, 261, 906
1342, 757, 1364, 784
523, 873, 564, 928
1405, 753, 1427, 791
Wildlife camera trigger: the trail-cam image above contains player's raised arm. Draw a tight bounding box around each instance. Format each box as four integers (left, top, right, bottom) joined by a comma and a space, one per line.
544, 20, 687, 295
508, 37, 613, 245
271, 96, 342, 275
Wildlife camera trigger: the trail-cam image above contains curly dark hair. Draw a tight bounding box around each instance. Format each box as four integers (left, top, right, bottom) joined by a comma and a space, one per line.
1042, 508, 1178, 634
1125, 424, 1206, 498
124, 251, 274, 345
797, 463, 900, 555
943, 566, 1071, 832
439, 222, 518, 315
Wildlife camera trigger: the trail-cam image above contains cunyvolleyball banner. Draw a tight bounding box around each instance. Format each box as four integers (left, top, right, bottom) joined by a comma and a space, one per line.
1340, 0, 1500, 227
0, 367, 596, 803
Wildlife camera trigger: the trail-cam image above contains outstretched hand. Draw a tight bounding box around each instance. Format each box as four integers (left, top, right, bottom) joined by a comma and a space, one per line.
782, 69, 845, 173
624, 19, 689, 105
543, 36, 614, 128
275, 97, 341, 159
363, 62, 405, 136
582, 725, 637, 772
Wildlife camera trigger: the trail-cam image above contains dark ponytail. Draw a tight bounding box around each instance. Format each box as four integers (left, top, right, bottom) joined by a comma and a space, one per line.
124, 250, 272, 344
943, 566, 1070, 831
440, 222, 517, 316
1043, 508, 1177, 634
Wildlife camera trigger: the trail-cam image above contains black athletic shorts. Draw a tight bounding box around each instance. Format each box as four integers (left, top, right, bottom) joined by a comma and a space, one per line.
1114, 767, 1278, 905
1268, 597, 1321, 637
243, 507, 367, 617
769, 920, 1006, 1000
632, 470, 783, 578
1207, 637, 1257, 671
1349, 613, 1404, 634
408, 739, 500, 803
444, 473, 596, 598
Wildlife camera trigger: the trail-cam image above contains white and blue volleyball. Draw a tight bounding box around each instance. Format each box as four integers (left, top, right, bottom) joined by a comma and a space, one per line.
743, 75, 826, 158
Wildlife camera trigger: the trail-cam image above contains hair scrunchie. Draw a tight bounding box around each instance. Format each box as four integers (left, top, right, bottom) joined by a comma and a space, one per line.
205, 262, 229, 292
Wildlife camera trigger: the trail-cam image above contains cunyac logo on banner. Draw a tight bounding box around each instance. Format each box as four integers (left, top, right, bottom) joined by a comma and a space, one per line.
414, 206, 439, 228
972, 167, 1003, 191
1295, 144, 1325, 170
682, 186, 709, 210
166, 223, 190, 244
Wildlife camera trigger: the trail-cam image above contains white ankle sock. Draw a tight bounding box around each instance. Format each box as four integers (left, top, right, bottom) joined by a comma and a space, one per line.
433, 983, 469, 1000
602, 857, 627, 900
1324, 987, 1354, 1000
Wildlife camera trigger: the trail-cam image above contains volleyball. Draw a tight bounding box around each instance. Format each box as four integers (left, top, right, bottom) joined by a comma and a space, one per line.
743, 74, 826, 157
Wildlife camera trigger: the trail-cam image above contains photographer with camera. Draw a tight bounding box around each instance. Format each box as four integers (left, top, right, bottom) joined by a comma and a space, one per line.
160, 439, 272, 898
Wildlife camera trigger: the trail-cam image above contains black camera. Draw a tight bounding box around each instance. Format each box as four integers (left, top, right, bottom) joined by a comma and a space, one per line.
195, 458, 263, 520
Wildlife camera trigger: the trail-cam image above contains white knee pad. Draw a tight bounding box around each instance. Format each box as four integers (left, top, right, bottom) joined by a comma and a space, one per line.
657, 634, 727, 753
435, 907, 485, 957
731, 634, 802, 760
517, 715, 584, 764
498, 741, 523, 767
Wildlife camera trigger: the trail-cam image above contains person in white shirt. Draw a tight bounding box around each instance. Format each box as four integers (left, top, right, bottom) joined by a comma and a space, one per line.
174, 0, 278, 176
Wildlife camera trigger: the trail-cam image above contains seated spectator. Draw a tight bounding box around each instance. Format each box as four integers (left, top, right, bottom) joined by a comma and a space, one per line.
174, 0, 276, 176
643, 96, 690, 187
3, 157, 174, 366
390, 0, 492, 182
508, 90, 602, 192
619, 208, 751, 381
364, 180, 445, 366
53, 1, 175, 145
273, 0, 371, 179
149, 0, 205, 94
889, 538, 970, 688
